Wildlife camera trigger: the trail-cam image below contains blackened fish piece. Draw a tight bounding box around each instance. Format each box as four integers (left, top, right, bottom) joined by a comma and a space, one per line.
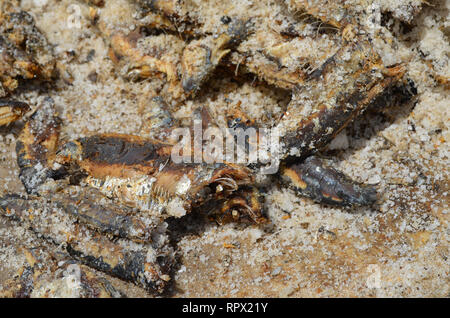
0, 194, 174, 294
52, 186, 160, 242
281, 156, 377, 207
80, 135, 169, 166
0, 265, 35, 298
284, 0, 355, 29
0, 250, 126, 298
16, 98, 62, 194
0, 99, 30, 126
55, 132, 256, 220
278, 41, 407, 160
55, 133, 174, 186
181, 19, 251, 95
32, 263, 126, 298
0, 9, 56, 95
58, 134, 172, 166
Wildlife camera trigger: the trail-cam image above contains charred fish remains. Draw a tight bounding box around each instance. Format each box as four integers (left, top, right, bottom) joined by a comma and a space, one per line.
0, 0, 418, 296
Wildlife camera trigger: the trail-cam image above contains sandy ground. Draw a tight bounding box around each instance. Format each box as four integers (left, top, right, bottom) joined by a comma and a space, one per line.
0, 0, 448, 297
